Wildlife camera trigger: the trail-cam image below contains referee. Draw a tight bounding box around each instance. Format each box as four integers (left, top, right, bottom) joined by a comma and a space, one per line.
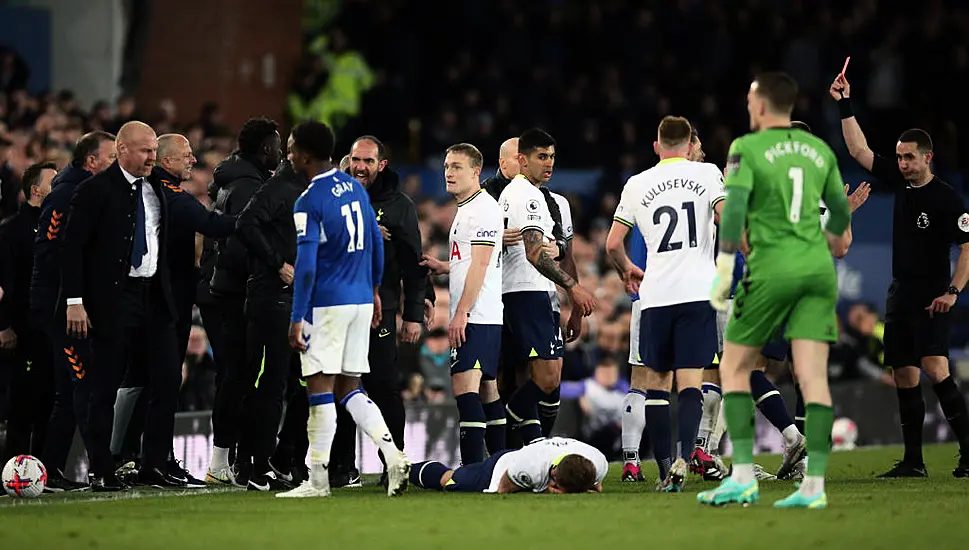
832, 74, 969, 478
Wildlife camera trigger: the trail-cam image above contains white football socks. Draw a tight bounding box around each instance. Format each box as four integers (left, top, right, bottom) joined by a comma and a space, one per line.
308, 399, 337, 489
345, 391, 399, 459
210, 446, 230, 472
621, 391, 647, 463
697, 383, 723, 450
782, 425, 802, 448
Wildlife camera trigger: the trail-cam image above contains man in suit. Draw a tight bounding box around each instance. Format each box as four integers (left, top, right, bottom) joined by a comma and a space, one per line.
111, 133, 235, 487
0, 162, 57, 464
60, 121, 181, 491
32, 132, 116, 491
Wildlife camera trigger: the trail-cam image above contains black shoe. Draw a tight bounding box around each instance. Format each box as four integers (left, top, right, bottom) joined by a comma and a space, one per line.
233, 461, 253, 487
246, 471, 292, 492
379, 470, 388, 489
878, 461, 928, 478
268, 459, 295, 485
330, 467, 363, 488
90, 474, 128, 492
291, 463, 309, 485
139, 467, 188, 489
167, 459, 206, 488
44, 470, 89, 493
954, 452, 969, 478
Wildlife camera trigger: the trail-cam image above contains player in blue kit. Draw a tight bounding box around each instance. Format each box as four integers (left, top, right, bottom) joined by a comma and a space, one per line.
277, 121, 409, 498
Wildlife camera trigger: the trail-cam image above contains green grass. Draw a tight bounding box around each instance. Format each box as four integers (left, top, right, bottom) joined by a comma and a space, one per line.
2, 444, 969, 550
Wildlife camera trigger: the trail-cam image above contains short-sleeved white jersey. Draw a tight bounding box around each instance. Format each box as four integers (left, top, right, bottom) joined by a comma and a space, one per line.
498, 175, 555, 294
485, 437, 609, 493
549, 191, 573, 313
448, 189, 503, 325
614, 158, 726, 309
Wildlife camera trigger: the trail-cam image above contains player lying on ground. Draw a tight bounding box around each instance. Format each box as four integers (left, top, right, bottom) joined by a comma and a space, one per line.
409, 437, 607, 494
700, 72, 851, 510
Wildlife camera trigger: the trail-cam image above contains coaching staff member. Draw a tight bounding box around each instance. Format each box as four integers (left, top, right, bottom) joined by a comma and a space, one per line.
0, 162, 56, 463
329, 135, 429, 487
832, 74, 969, 478
231, 132, 312, 491
60, 121, 180, 491
206, 118, 281, 486
111, 133, 234, 487
31, 131, 116, 491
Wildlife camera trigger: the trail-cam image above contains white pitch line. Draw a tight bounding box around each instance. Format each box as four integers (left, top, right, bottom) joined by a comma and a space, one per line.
0, 486, 243, 509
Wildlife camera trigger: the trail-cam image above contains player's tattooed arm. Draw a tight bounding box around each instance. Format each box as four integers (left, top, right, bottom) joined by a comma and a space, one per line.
523, 228, 575, 289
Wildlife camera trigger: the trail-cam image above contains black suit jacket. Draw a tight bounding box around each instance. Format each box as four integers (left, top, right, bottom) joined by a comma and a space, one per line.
59, 161, 176, 333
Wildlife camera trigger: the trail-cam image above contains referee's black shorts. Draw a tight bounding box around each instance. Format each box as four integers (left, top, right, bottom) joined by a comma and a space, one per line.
884, 279, 950, 368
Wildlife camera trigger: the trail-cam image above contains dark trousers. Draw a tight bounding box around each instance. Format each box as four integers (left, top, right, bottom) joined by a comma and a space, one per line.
79, 277, 179, 478
1, 319, 55, 462
332, 310, 405, 473
114, 308, 192, 462
210, 293, 291, 469
242, 297, 292, 468
272, 354, 309, 469
37, 304, 81, 476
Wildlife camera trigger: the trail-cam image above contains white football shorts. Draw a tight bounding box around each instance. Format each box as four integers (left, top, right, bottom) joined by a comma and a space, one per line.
300, 303, 374, 377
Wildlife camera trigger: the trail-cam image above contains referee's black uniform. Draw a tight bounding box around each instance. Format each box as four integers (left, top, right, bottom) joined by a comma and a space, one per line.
866, 153, 969, 476
837, 86, 969, 477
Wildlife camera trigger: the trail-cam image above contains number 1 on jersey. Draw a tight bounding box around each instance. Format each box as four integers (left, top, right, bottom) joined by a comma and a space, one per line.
341, 200, 365, 252
788, 167, 804, 223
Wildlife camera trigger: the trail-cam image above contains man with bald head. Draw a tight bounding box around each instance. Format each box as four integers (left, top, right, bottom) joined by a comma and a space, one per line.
483, 137, 520, 201
59, 121, 181, 491
110, 133, 235, 487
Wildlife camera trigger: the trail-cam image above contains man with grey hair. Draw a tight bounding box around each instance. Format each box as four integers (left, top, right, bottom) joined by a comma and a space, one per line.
111, 133, 235, 488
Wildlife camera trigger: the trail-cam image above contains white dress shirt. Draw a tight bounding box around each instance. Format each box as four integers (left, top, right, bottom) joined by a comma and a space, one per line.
66, 167, 162, 307
120, 165, 161, 278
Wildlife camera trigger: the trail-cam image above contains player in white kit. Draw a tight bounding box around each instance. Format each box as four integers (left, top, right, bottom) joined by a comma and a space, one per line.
409, 436, 608, 494
498, 129, 596, 446
606, 116, 725, 492
420, 143, 507, 465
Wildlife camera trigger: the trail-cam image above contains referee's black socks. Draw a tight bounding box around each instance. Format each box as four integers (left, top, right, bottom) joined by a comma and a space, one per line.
933, 376, 969, 452
897, 385, 926, 465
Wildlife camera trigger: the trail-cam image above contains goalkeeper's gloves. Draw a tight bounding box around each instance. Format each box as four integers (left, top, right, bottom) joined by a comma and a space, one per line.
710, 252, 736, 312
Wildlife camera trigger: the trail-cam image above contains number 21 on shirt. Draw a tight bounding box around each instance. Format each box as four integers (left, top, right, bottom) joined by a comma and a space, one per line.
342, 200, 365, 253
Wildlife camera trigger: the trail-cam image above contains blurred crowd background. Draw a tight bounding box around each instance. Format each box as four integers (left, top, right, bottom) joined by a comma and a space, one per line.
2, 0, 968, 452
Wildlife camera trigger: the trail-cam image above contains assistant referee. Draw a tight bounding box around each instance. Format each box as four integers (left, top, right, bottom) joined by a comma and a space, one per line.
832, 74, 969, 478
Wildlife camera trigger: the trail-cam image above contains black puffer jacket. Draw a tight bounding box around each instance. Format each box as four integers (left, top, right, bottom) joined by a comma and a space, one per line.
209, 153, 272, 297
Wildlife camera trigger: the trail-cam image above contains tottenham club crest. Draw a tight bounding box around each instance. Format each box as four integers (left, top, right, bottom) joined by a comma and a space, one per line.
917, 212, 930, 229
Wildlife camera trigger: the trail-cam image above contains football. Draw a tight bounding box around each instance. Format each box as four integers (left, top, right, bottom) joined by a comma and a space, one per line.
2, 454, 48, 498
831, 417, 859, 451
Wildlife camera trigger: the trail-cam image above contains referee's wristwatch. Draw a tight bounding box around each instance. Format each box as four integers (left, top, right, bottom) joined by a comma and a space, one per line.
946, 285, 961, 296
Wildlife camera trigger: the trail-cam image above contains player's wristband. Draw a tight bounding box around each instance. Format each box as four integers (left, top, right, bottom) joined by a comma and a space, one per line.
837, 97, 854, 119
947, 285, 960, 296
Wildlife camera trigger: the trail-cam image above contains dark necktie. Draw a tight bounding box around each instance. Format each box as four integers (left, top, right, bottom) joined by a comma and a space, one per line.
131, 178, 147, 268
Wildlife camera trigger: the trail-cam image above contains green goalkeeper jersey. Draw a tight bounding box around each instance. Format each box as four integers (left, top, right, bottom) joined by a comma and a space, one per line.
724, 127, 850, 275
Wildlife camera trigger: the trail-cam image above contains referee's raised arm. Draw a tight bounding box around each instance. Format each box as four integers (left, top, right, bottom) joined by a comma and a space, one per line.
830, 75, 874, 172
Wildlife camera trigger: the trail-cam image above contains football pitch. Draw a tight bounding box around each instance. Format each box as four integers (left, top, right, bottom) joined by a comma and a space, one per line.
2, 444, 968, 550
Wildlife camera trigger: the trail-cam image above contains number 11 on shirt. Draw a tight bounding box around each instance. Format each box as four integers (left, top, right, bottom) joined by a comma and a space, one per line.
342, 200, 365, 252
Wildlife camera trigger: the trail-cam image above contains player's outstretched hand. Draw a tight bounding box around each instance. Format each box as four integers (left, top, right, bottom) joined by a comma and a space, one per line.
379, 224, 392, 241
569, 284, 596, 317
710, 253, 736, 312
622, 264, 645, 297
289, 321, 307, 353
846, 182, 871, 213
829, 74, 850, 100
420, 254, 448, 275
449, 312, 468, 348
926, 294, 957, 318
564, 312, 583, 343
503, 227, 523, 246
